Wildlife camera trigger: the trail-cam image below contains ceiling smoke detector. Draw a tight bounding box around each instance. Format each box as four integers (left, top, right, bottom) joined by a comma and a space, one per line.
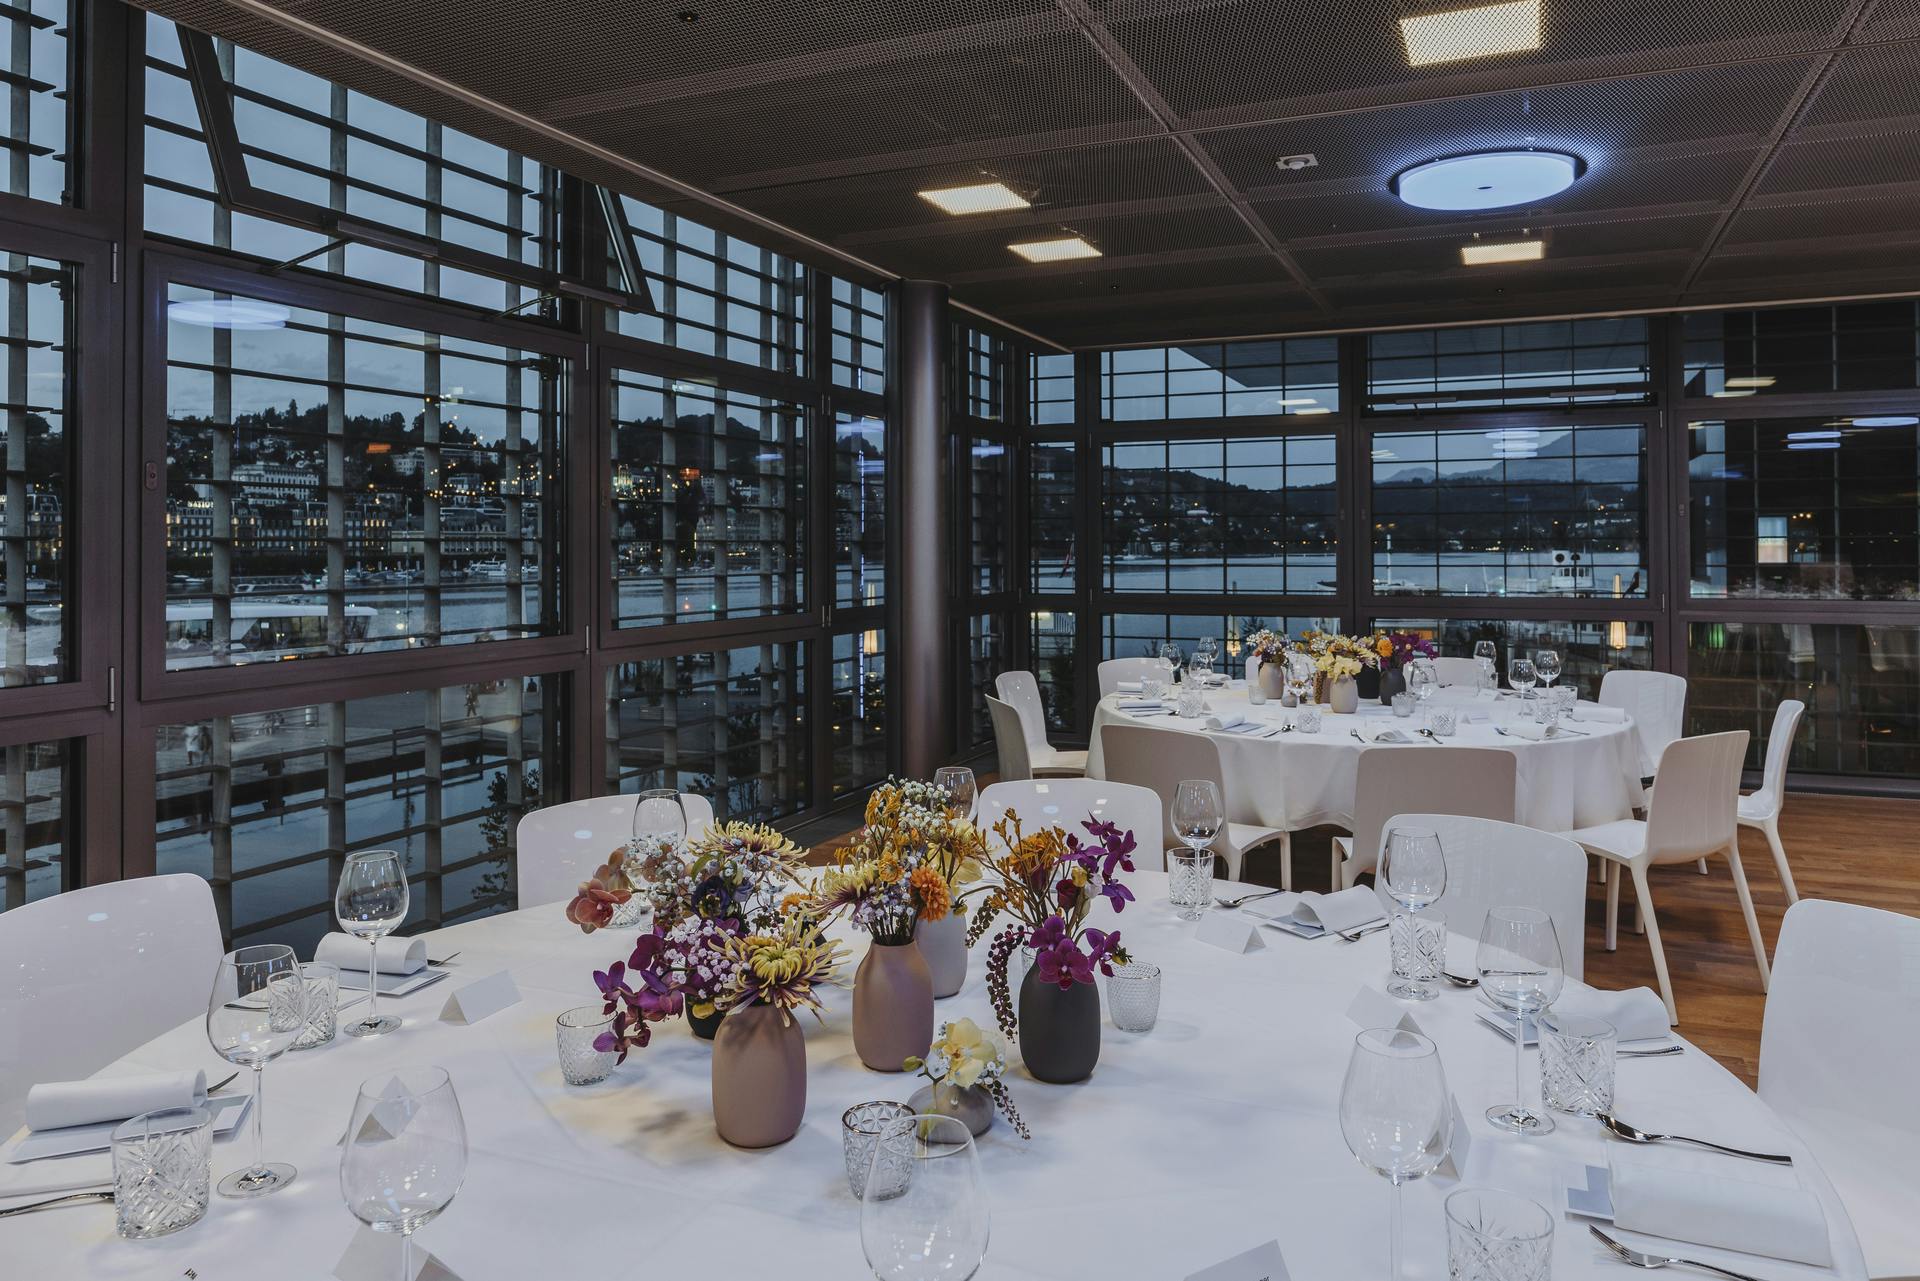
1276, 154, 1318, 172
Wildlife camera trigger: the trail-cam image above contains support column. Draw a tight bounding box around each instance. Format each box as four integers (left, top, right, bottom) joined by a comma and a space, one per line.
897, 280, 953, 777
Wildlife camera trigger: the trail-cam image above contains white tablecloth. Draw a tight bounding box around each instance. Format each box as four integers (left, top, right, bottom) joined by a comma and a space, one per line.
1087, 688, 1646, 834
3, 877, 1861, 1280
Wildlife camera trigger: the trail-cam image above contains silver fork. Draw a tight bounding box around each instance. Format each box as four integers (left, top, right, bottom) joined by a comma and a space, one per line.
1336, 920, 1390, 942
1215, 887, 1285, 909
1588, 1225, 1765, 1281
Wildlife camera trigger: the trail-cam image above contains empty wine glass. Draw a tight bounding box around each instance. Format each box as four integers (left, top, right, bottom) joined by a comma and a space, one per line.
1533, 649, 1561, 694
341, 1066, 468, 1281
632, 787, 688, 847
1339, 1028, 1453, 1281
1158, 641, 1182, 685
335, 849, 409, 1037
1169, 779, 1223, 918
861, 1113, 989, 1281
1476, 906, 1566, 1135
1381, 827, 1447, 1002
206, 945, 307, 1197
1473, 640, 1498, 689
932, 766, 977, 822
1285, 650, 1315, 706
1507, 656, 1537, 700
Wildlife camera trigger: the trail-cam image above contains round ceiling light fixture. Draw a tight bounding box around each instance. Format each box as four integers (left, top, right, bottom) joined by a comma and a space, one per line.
1850, 415, 1919, 428
1393, 150, 1583, 211
167, 298, 290, 329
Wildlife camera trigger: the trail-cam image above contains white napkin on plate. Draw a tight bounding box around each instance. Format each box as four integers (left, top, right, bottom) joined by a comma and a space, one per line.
1497, 721, 1554, 740
1359, 724, 1414, 744
1115, 699, 1163, 713
1116, 680, 1143, 694
1245, 886, 1385, 936
1203, 711, 1247, 731
1609, 1149, 1832, 1266
1551, 985, 1671, 1041
316, 933, 428, 976
1571, 703, 1629, 723
25, 1069, 208, 1132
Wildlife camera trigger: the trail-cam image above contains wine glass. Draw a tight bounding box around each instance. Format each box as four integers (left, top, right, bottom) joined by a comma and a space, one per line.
335, 849, 409, 1037
932, 765, 977, 822
1507, 656, 1537, 700
1380, 827, 1447, 1002
861, 1113, 989, 1281
1285, 650, 1316, 708
341, 1066, 468, 1281
1473, 640, 1498, 689
1158, 641, 1182, 686
1171, 778, 1223, 856
632, 787, 688, 848
1405, 657, 1438, 703
1476, 906, 1566, 1135
206, 945, 307, 1197
1339, 1028, 1453, 1281
1186, 649, 1214, 688
1533, 649, 1561, 694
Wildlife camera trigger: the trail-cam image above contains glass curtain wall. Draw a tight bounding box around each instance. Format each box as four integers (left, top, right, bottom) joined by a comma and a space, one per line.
955, 322, 1016, 751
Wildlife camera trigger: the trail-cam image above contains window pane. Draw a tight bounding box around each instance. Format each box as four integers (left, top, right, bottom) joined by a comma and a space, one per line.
0, 251, 72, 686
1689, 416, 1919, 600
1366, 318, 1651, 411
1031, 609, 1079, 736
164, 284, 564, 669
1, 0, 69, 204
963, 612, 1005, 749
0, 736, 74, 911
960, 326, 1008, 421
1030, 353, 1074, 426
1372, 422, 1648, 597
1101, 338, 1337, 420
836, 412, 884, 609
1103, 613, 1341, 667
1029, 443, 1076, 592
611, 370, 805, 628
832, 629, 887, 796
1683, 302, 1920, 397
967, 438, 1008, 594
605, 643, 809, 822
829, 278, 886, 393
1373, 618, 1653, 695
156, 677, 555, 952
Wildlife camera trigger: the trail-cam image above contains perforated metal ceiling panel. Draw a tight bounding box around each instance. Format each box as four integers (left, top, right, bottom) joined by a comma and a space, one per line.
134, 0, 1920, 346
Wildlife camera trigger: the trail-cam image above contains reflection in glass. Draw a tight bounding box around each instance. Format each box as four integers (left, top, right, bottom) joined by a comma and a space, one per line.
1683, 301, 1920, 398
1031, 610, 1078, 737
0, 252, 71, 686
1371, 619, 1651, 695
2, 1, 69, 205
961, 325, 1008, 421
964, 613, 1006, 749
1366, 318, 1650, 412
1101, 337, 1338, 420
0, 737, 73, 911
1030, 353, 1075, 426
1104, 614, 1341, 668
1029, 443, 1076, 592
832, 629, 888, 797
967, 438, 1009, 594
830, 278, 886, 393
836, 412, 885, 609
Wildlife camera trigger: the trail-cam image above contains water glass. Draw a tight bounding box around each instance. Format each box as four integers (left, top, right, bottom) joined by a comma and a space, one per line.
1473, 641, 1498, 690
1107, 962, 1161, 1032
1426, 705, 1459, 737
1169, 848, 1215, 920
556, 1006, 617, 1085
292, 961, 340, 1051
1142, 677, 1166, 701
933, 765, 977, 822
1540, 1011, 1616, 1116
1389, 912, 1446, 1000
842, 1101, 915, 1199
1552, 684, 1578, 715
1391, 692, 1417, 718
1530, 696, 1563, 730
1444, 1187, 1554, 1281
1295, 705, 1323, 733
1247, 670, 1267, 705
1175, 687, 1205, 718
112, 1107, 213, 1239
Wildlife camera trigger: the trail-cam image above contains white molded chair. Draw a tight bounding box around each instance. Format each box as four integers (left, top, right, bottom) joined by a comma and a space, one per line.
1760, 899, 1920, 1280
1599, 669, 1688, 782
1380, 814, 1589, 982
993, 671, 1087, 777
1431, 656, 1485, 687
1739, 699, 1806, 904
515, 792, 715, 908
1334, 746, 1516, 888
1098, 723, 1292, 886
979, 778, 1166, 872
1097, 657, 1165, 697
1567, 730, 1761, 1023
0, 874, 224, 1137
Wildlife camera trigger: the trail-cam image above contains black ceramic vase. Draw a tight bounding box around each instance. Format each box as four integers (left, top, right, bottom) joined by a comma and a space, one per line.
1378, 665, 1405, 701
688, 1005, 725, 1041
1018, 968, 1100, 1084
1356, 665, 1383, 701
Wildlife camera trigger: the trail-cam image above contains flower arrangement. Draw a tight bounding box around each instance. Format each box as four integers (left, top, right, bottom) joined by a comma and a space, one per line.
904, 1018, 1030, 1140
962, 810, 1135, 1039
1244, 628, 1291, 665
814, 778, 985, 945
1292, 629, 1383, 681
713, 915, 845, 1025
1380, 630, 1438, 669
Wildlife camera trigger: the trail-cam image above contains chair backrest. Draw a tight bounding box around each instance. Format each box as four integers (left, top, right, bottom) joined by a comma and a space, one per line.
1642, 731, 1748, 865
514, 791, 714, 908
979, 778, 1166, 872
994, 671, 1051, 751
1346, 747, 1516, 881
1382, 814, 1588, 981
0, 874, 224, 1136
1598, 669, 1688, 777
1097, 657, 1164, 697
1748, 699, 1806, 817
986, 695, 1033, 782
1431, 657, 1484, 687
1098, 723, 1238, 855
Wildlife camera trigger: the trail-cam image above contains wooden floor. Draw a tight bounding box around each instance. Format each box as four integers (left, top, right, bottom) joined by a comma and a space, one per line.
810, 790, 1920, 1087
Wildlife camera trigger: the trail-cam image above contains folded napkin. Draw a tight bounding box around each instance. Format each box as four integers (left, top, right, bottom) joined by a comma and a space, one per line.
1551, 985, 1670, 1041
25, 1070, 207, 1132
1203, 711, 1248, 731
1497, 721, 1554, 741
0, 1150, 112, 1204
1610, 1150, 1832, 1266
1116, 680, 1143, 694
1115, 699, 1164, 713
1358, 725, 1414, 744
1570, 703, 1629, 723
1246, 886, 1385, 936
315, 933, 428, 976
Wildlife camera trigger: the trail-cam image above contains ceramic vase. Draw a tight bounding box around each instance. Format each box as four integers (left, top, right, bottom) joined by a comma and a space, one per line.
907, 1080, 994, 1137
1256, 663, 1288, 701
1330, 675, 1360, 715
1378, 665, 1405, 702
918, 911, 969, 999
1018, 968, 1100, 1084
687, 1005, 724, 1041
710, 1001, 805, 1148
1356, 665, 1383, 701
853, 939, 934, 1071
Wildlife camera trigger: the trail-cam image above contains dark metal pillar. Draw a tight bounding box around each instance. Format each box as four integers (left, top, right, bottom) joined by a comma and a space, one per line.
897, 280, 953, 776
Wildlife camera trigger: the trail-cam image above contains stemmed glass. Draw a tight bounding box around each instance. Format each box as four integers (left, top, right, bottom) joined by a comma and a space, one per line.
1473, 640, 1498, 690
1507, 656, 1537, 700
1158, 641, 1182, 686
632, 787, 688, 848
932, 765, 977, 822
341, 1066, 468, 1281
1196, 635, 1219, 679
335, 849, 409, 1038
1381, 827, 1447, 1001
1533, 649, 1562, 695
1285, 650, 1316, 709
1339, 1028, 1453, 1281
1405, 657, 1438, 704
1477, 906, 1566, 1135
205, 944, 307, 1198
1169, 779, 1223, 918
860, 1113, 989, 1281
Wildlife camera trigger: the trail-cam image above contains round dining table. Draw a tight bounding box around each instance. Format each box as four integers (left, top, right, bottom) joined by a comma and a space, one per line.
1086, 685, 1648, 835
2, 870, 1861, 1280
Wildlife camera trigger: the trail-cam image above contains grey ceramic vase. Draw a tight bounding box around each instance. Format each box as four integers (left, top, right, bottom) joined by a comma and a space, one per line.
710, 1001, 805, 1148
1379, 665, 1405, 702
1329, 675, 1360, 715
1018, 968, 1100, 1084
1256, 663, 1288, 701
853, 939, 934, 1071
908, 1081, 993, 1137
918, 911, 969, 998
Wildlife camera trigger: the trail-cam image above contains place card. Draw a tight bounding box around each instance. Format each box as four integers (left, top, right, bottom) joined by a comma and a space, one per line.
1185, 1238, 1290, 1281
1344, 985, 1424, 1036
1434, 1096, 1473, 1182
1195, 911, 1267, 954
335, 1225, 463, 1281
438, 970, 521, 1025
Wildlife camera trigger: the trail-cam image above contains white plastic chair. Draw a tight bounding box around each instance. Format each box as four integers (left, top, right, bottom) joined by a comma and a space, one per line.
1567, 731, 1760, 1023
1431, 657, 1485, 687
1739, 699, 1806, 904
1098, 723, 1291, 885
1599, 669, 1688, 782
514, 792, 715, 908
1097, 657, 1165, 697
1334, 747, 1516, 888
993, 671, 1088, 777
979, 778, 1166, 872
0, 874, 224, 1138
1380, 814, 1589, 982
1760, 899, 1920, 1280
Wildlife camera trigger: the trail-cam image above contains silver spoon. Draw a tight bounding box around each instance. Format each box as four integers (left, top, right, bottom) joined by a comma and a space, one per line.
1441, 971, 1478, 988
1597, 1113, 1792, 1164
1589, 1224, 1765, 1280
0, 1190, 114, 1218
1336, 920, 1390, 942
1215, 887, 1285, 910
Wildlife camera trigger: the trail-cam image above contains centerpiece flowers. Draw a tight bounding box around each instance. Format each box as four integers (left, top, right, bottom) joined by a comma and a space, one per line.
1245, 628, 1292, 699
903, 1018, 1030, 1139
1377, 630, 1438, 699
709, 915, 845, 1148
1292, 629, 1382, 712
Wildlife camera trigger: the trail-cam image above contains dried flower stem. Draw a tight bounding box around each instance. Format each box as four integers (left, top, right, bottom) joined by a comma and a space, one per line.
986, 1078, 1031, 1141
986, 925, 1021, 1041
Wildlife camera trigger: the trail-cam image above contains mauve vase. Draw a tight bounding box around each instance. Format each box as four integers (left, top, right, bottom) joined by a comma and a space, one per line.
1330, 675, 1360, 715
710, 1001, 805, 1148
1256, 663, 1288, 701
918, 911, 969, 998
908, 1081, 994, 1137
1018, 968, 1100, 1084
853, 939, 934, 1071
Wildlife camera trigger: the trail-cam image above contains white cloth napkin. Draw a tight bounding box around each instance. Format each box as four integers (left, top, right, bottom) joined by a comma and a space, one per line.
0, 1150, 112, 1204
1609, 1150, 1832, 1266
1570, 703, 1629, 723
316, 933, 428, 976
1116, 680, 1143, 694
1203, 711, 1247, 731
1551, 985, 1670, 1041
1497, 721, 1553, 741
1359, 724, 1414, 744
1246, 887, 1385, 935
1115, 699, 1164, 713
25, 1069, 208, 1132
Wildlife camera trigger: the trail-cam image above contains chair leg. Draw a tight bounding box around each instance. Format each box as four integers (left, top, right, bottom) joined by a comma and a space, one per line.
1725, 841, 1772, 991
1278, 833, 1292, 892
1762, 818, 1799, 905
1695, 858, 1709, 875
1328, 837, 1343, 892
1630, 864, 1678, 1025
1604, 860, 1620, 952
